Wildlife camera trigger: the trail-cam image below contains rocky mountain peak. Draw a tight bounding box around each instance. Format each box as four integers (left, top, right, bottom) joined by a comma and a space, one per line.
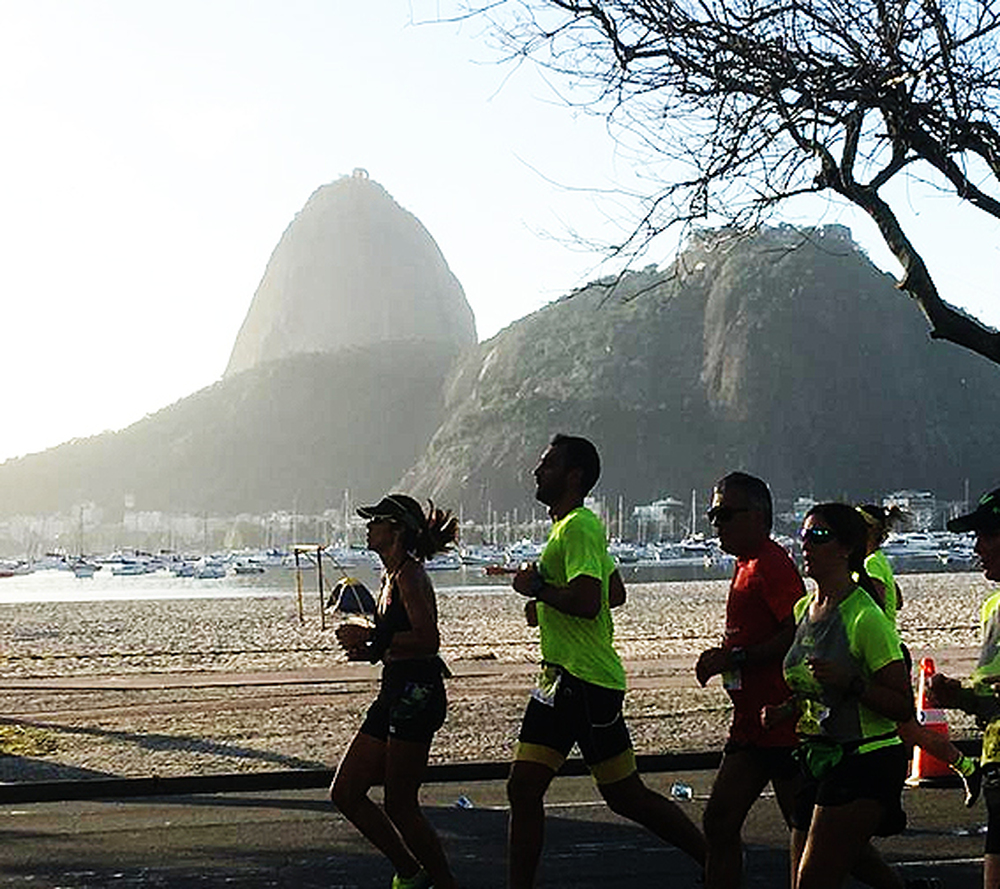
224, 170, 477, 376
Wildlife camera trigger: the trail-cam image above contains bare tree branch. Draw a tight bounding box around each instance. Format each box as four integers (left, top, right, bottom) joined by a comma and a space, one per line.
468, 0, 1000, 363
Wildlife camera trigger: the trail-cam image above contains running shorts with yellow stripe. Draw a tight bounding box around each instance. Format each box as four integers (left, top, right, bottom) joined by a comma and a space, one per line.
514, 665, 636, 785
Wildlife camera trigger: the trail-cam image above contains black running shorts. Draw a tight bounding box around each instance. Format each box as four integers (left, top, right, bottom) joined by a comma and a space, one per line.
515, 667, 636, 785
359, 658, 447, 745
791, 743, 908, 836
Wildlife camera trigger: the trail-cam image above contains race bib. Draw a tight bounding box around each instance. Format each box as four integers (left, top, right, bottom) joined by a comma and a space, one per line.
531, 664, 562, 707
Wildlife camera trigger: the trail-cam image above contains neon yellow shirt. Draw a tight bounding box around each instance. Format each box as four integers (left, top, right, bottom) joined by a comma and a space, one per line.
972, 590, 1000, 691
972, 591, 1000, 764
784, 587, 903, 754
865, 549, 898, 623
536, 506, 625, 690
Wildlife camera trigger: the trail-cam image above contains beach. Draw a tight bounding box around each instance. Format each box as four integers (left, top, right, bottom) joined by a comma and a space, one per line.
0, 570, 990, 781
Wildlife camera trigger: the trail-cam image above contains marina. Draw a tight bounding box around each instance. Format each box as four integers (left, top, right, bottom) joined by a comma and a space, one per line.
0, 527, 979, 606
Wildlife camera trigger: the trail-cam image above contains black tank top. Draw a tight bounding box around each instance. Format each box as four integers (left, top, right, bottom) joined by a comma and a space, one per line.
367, 563, 413, 663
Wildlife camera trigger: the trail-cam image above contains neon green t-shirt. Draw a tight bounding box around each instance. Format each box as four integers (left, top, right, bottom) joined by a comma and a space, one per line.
971, 591, 1000, 764
971, 590, 1000, 691
865, 549, 898, 624
536, 506, 625, 690
784, 586, 903, 754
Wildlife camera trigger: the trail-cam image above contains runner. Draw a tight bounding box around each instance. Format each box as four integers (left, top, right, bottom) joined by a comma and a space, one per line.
931, 486, 1000, 889
768, 503, 914, 889
696, 471, 804, 888
507, 434, 705, 888
330, 493, 458, 889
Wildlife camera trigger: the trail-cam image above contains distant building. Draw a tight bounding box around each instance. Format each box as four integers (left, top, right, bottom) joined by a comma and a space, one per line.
883, 490, 937, 531
819, 223, 852, 241
633, 497, 686, 542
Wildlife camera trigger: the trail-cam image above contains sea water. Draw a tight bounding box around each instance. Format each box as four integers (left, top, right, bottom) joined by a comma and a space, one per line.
0, 561, 737, 605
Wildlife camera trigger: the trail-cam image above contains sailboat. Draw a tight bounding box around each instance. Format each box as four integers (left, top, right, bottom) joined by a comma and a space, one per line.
71, 506, 100, 577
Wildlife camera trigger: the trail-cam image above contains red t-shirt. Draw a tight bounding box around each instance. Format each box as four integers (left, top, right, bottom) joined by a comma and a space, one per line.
724, 537, 805, 747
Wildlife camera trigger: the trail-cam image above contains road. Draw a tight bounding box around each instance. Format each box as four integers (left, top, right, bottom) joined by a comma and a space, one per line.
0, 768, 986, 887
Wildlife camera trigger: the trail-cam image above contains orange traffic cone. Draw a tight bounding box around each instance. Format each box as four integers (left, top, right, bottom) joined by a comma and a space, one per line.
906, 656, 956, 786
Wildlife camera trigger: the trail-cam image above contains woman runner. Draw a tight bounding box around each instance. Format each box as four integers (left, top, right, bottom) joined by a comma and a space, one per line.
765, 503, 914, 889
331, 493, 458, 889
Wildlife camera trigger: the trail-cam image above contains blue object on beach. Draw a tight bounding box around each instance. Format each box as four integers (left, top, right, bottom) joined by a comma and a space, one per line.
327, 578, 376, 614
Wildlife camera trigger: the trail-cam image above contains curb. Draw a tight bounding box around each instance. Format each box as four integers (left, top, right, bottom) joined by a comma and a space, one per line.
0, 741, 980, 805
0, 750, 724, 803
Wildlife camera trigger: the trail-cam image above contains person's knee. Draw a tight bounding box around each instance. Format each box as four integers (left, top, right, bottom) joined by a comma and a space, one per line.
702, 794, 742, 841
384, 783, 420, 825
507, 770, 546, 812
599, 777, 647, 818
330, 772, 359, 815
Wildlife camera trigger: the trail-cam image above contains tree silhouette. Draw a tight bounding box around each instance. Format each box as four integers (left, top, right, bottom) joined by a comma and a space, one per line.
472, 0, 1000, 363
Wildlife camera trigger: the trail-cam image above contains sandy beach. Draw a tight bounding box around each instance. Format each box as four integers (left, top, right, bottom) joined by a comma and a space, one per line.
0, 570, 991, 782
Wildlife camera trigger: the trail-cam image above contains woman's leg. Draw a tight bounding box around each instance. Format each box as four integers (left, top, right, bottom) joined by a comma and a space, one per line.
796, 799, 884, 889
985, 852, 1000, 889
330, 731, 422, 878
851, 842, 905, 889
384, 735, 458, 889
790, 827, 808, 889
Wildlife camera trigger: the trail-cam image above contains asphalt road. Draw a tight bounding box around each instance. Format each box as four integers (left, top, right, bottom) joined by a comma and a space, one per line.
0, 768, 988, 888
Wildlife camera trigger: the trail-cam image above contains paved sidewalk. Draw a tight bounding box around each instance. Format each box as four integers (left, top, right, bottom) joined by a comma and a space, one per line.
0, 769, 987, 887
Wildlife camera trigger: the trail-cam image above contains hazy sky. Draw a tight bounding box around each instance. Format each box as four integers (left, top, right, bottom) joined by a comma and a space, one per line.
1, 1, 998, 464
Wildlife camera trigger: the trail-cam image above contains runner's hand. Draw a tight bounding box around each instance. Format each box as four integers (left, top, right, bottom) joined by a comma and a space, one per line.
760, 699, 795, 730
335, 623, 371, 657
695, 647, 727, 686
512, 562, 542, 596
928, 672, 964, 707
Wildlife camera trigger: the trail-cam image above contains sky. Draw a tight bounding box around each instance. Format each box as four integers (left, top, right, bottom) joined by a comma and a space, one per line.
0, 1, 998, 464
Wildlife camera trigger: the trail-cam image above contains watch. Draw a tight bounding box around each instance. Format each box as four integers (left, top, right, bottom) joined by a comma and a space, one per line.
729, 647, 748, 667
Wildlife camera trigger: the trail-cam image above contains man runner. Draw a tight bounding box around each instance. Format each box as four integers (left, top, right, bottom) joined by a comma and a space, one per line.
696, 472, 804, 889
507, 434, 706, 888
932, 487, 1000, 889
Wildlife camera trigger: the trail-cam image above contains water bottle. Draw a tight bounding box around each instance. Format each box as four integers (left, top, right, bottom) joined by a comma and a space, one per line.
670, 781, 693, 801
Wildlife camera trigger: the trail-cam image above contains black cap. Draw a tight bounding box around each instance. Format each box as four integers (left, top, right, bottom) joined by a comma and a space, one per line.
356, 494, 426, 534
947, 487, 1000, 533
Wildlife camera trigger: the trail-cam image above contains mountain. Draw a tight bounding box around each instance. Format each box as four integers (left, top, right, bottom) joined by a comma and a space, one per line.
0, 346, 457, 518
1, 216, 996, 528
225, 170, 476, 376
399, 224, 1000, 515
0, 173, 477, 520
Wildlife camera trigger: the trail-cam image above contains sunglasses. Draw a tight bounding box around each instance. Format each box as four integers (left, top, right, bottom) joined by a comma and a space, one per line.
799, 527, 836, 545
366, 516, 397, 527
707, 506, 750, 524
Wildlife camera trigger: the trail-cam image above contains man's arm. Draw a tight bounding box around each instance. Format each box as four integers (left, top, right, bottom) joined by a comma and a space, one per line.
609, 570, 626, 608
513, 563, 601, 619
696, 617, 796, 686
747, 616, 796, 664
